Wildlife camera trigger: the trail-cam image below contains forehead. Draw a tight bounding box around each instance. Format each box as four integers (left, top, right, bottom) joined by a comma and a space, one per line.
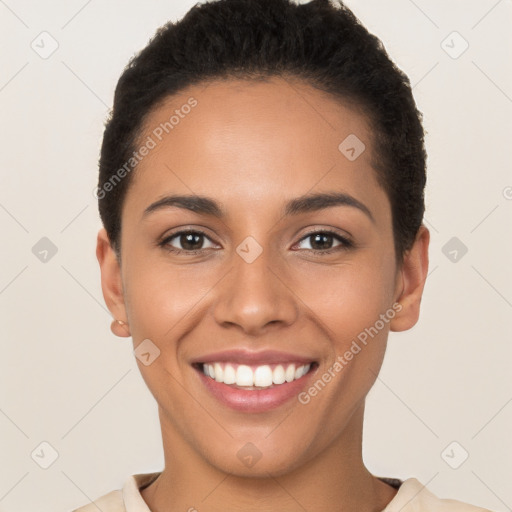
124, 77, 389, 222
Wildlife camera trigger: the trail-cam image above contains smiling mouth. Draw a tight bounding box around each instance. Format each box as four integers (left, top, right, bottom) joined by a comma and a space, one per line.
193, 361, 318, 389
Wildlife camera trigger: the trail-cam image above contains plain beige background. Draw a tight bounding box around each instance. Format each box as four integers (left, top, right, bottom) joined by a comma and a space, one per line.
0, 1, 511, 511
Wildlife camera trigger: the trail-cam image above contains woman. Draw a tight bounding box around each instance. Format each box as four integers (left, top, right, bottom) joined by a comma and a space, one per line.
74, 0, 492, 510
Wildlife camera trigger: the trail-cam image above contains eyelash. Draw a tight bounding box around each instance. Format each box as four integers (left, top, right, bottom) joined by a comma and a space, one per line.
158, 229, 354, 256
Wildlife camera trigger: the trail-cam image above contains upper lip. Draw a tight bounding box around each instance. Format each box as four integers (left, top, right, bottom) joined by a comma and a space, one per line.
191, 349, 317, 366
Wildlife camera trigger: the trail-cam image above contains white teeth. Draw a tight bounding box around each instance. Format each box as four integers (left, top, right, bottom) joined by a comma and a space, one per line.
236, 365, 254, 386
285, 364, 296, 382
295, 364, 310, 379
213, 362, 223, 382
223, 364, 236, 384
272, 364, 286, 385
254, 365, 273, 387
201, 362, 312, 388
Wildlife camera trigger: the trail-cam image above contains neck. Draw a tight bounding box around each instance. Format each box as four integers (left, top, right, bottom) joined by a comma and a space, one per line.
141, 403, 397, 512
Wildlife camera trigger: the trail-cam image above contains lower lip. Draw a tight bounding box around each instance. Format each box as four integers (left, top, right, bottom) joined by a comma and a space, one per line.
195, 366, 316, 413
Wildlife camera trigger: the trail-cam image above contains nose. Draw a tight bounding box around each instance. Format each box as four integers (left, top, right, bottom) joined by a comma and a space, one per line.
212, 243, 298, 336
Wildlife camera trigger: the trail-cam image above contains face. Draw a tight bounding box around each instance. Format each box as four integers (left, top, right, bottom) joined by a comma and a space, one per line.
99, 77, 426, 478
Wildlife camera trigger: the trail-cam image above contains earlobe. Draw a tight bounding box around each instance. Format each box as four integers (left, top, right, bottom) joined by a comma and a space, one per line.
390, 225, 430, 332
96, 228, 131, 338
110, 318, 131, 338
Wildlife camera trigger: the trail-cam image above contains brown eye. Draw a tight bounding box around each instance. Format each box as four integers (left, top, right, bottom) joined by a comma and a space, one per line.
295, 230, 353, 254
160, 230, 217, 253
176, 232, 204, 251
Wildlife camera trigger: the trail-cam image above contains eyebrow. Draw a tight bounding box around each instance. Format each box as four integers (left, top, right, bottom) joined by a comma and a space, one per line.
142, 192, 374, 223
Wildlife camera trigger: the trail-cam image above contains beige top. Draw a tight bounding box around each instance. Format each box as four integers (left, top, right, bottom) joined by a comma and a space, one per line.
72, 472, 493, 511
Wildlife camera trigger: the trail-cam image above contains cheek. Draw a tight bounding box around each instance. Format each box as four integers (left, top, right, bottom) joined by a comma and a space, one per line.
298, 258, 397, 342
294, 265, 396, 430
122, 257, 209, 340
121, 263, 200, 413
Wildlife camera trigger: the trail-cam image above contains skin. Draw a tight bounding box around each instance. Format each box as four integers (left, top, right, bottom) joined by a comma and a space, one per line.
97, 76, 429, 512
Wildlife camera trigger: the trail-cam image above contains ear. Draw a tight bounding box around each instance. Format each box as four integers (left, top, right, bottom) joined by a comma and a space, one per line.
390, 224, 430, 332
96, 228, 131, 337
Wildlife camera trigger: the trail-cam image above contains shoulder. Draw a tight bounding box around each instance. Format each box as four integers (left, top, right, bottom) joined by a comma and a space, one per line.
72, 489, 124, 512
71, 472, 161, 512
383, 478, 494, 512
